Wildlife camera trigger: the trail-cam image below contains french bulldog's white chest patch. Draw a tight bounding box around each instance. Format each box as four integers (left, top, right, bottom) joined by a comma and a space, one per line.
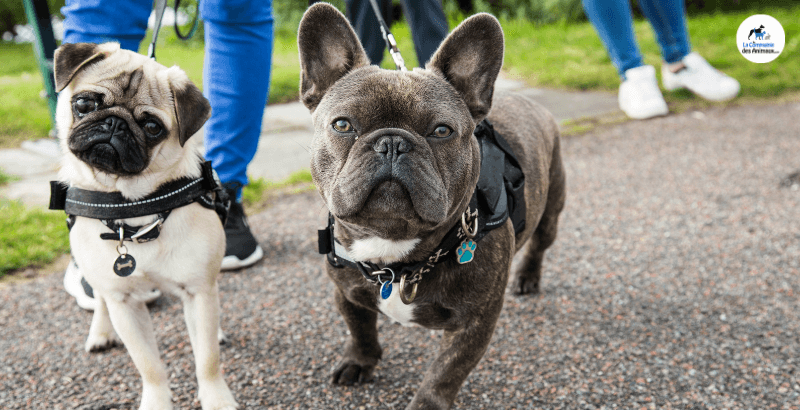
377, 283, 418, 327
349, 237, 420, 264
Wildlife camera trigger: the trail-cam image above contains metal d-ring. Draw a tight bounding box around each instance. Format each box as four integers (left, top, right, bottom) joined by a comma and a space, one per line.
461, 211, 478, 239
398, 274, 418, 305
116, 227, 128, 256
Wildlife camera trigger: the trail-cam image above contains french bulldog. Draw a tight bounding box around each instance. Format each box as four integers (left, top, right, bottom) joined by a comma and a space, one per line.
298, 4, 566, 409
53, 42, 237, 410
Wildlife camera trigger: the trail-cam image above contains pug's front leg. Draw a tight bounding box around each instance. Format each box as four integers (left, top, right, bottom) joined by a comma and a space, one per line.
331, 288, 383, 385
407, 299, 504, 410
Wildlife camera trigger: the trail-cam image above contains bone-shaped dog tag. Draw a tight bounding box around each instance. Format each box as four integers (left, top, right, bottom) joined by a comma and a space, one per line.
113, 254, 136, 277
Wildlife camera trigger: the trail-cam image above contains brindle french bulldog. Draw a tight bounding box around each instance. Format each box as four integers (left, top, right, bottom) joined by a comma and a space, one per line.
298, 4, 566, 409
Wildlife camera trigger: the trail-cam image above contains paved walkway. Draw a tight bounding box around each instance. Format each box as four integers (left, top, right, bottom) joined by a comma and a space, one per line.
2, 101, 799, 409
0, 78, 619, 207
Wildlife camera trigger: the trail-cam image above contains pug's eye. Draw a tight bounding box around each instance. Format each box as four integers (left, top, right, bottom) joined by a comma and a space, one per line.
143, 120, 163, 136
431, 125, 453, 139
74, 98, 97, 117
332, 119, 354, 133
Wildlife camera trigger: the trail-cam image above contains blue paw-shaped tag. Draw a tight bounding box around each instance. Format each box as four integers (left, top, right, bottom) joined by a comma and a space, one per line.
456, 239, 477, 264
381, 281, 392, 299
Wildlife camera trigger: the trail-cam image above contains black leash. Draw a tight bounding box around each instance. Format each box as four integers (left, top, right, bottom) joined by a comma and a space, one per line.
148, 0, 201, 60
367, 0, 406, 70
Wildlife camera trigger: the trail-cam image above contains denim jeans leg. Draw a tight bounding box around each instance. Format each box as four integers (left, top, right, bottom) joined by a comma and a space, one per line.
201, 1, 274, 200
61, 0, 152, 51
582, 0, 643, 79
638, 0, 691, 64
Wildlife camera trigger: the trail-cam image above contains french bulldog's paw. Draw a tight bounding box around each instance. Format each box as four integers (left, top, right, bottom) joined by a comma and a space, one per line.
331, 361, 375, 385
84, 332, 121, 353
511, 276, 540, 296
456, 240, 477, 264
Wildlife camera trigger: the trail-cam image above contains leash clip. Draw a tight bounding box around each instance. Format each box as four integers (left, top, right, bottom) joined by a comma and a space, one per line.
131, 217, 164, 244
398, 274, 418, 305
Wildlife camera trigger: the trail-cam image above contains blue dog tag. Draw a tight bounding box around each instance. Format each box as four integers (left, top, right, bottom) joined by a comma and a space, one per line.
381, 281, 392, 299
456, 239, 477, 264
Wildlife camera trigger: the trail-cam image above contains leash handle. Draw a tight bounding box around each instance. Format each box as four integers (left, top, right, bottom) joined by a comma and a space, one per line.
148, 0, 168, 60
366, 0, 406, 71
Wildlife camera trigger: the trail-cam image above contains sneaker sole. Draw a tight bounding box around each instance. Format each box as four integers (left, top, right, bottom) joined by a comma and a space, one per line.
221, 246, 264, 271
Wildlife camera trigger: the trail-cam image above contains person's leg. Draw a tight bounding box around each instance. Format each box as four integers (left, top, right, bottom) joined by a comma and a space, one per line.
637, 0, 690, 65
641, 0, 740, 101
399, 0, 448, 67
345, 0, 388, 65
581, 0, 643, 78
61, 0, 152, 51
200, 0, 273, 269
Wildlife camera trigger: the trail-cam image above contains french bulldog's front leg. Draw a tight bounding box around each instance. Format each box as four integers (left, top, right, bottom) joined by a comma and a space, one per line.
105, 297, 172, 410
331, 288, 383, 385
408, 299, 504, 410
85, 294, 121, 352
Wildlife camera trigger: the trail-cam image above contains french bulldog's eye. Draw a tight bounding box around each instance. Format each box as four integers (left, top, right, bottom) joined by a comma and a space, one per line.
432, 125, 453, 139
332, 119, 354, 133
74, 98, 97, 117
143, 120, 163, 136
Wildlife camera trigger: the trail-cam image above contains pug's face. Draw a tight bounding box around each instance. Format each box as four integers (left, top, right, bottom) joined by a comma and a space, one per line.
54, 43, 210, 177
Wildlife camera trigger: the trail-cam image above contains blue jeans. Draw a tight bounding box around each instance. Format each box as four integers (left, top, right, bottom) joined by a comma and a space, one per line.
345, 0, 448, 66
582, 0, 690, 78
61, 0, 274, 199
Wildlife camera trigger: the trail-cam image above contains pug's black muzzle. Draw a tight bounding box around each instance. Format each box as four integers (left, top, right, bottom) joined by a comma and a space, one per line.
69, 114, 148, 176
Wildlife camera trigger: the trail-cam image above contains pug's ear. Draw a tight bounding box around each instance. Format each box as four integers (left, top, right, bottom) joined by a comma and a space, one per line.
54, 42, 119, 92
167, 67, 211, 146
426, 14, 504, 123
298, 3, 370, 111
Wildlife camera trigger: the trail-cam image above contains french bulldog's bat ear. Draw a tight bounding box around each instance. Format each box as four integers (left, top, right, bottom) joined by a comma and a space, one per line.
427, 14, 504, 122
54, 42, 118, 92
298, 3, 370, 111
168, 67, 211, 146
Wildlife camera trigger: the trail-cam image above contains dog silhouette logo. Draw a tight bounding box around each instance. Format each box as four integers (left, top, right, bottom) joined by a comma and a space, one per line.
748, 24, 766, 40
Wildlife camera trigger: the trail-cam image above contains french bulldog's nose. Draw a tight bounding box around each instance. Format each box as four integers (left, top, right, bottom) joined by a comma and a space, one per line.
373, 135, 412, 159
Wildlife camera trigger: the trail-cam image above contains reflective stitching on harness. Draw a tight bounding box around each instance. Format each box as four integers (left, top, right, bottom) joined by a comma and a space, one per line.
65, 179, 204, 208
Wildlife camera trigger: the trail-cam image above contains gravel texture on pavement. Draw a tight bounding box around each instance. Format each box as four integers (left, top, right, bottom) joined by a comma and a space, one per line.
1, 102, 799, 409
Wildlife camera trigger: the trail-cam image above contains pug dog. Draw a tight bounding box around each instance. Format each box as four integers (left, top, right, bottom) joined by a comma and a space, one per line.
299, 4, 566, 409
53, 42, 237, 410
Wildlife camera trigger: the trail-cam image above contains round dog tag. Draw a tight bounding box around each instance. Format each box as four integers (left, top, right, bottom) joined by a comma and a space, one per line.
113, 254, 136, 277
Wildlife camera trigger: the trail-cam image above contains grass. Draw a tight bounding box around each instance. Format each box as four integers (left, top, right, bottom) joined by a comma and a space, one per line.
500, 6, 800, 101
242, 169, 314, 212
0, 200, 71, 278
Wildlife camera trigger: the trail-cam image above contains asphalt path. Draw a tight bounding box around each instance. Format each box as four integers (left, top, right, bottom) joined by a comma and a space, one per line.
1, 101, 799, 409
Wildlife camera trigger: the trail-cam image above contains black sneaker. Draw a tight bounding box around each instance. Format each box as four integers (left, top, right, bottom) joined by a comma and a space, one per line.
221, 192, 264, 270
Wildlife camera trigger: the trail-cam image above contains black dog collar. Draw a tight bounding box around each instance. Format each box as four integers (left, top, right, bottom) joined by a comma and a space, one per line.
317, 119, 527, 296
50, 161, 231, 242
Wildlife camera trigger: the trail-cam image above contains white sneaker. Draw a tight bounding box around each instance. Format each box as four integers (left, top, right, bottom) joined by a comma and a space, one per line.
662, 52, 740, 101
64, 255, 161, 311
619, 65, 669, 120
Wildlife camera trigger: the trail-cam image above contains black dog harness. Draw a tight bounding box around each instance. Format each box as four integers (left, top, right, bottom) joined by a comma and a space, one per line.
49, 161, 230, 276
318, 119, 526, 303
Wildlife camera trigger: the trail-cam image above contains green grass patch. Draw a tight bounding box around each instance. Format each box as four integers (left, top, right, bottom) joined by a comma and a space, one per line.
242, 169, 314, 211
0, 200, 70, 277
0, 74, 53, 147
0, 168, 17, 186
500, 6, 800, 101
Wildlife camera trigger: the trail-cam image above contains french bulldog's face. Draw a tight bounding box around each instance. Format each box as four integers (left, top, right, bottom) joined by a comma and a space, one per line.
298, 4, 504, 241
53, 43, 210, 177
